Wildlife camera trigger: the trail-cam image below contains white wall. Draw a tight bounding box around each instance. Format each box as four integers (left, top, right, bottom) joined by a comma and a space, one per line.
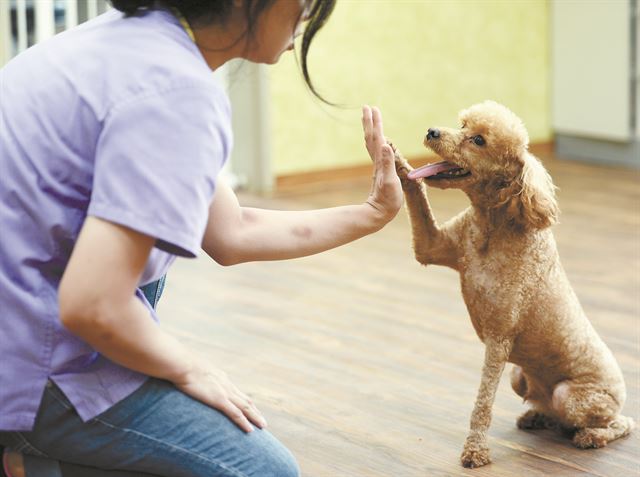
552, 1, 632, 142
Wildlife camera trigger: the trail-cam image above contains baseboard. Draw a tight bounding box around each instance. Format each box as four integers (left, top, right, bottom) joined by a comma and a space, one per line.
554, 134, 640, 169
275, 141, 555, 194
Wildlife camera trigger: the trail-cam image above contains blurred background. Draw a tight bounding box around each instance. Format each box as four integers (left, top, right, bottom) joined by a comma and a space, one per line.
1, 2, 638, 475
1, 1, 638, 193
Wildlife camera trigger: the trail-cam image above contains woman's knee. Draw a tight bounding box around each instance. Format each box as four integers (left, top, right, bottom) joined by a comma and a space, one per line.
247, 431, 300, 477
274, 447, 300, 477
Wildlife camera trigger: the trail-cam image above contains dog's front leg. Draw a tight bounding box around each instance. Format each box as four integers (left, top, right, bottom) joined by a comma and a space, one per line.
393, 151, 458, 269
461, 339, 512, 468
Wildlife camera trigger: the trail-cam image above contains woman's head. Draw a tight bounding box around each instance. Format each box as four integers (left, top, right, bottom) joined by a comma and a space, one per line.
110, 0, 336, 102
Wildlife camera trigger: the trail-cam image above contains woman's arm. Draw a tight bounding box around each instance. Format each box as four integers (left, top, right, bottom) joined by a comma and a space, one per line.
202, 106, 402, 265
59, 217, 265, 432
202, 181, 391, 265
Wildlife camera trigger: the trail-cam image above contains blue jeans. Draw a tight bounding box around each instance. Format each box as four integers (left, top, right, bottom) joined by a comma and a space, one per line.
140, 275, 166, 311
1, 379, 299, 477
0, 278, 299, 477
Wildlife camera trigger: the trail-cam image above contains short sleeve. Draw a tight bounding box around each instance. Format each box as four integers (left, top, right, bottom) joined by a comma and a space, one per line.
88, 84, 231, 257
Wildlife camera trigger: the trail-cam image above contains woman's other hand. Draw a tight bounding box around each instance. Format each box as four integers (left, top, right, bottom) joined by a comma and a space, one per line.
362, 105, 403, 223
175, 362, 267, 433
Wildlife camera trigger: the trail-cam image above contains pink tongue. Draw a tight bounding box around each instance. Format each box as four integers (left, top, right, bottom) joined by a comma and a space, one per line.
408, 161, 458, 180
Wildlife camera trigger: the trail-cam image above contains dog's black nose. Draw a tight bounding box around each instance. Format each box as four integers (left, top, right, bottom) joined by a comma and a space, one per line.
426, 128, 440, 140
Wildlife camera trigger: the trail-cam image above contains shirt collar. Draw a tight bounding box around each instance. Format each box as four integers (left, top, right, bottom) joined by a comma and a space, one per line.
171, 8, 195, 43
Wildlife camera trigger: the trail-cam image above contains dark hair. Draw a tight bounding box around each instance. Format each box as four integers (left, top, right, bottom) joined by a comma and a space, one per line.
110, 0, 336, 103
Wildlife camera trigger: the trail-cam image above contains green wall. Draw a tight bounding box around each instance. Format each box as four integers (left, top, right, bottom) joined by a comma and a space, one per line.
268, 0, 550, 176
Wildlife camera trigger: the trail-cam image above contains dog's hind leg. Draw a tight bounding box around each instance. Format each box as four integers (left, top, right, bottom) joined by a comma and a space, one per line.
510, 366, 558, 430
572, 415, 635, 448
517, 409, 559, 430
510, 365, 528, 398
551, 382, 635, 448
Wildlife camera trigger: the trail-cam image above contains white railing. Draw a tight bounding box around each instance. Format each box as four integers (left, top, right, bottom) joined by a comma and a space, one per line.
0, 0, 108, 65
65, 0, 78, 30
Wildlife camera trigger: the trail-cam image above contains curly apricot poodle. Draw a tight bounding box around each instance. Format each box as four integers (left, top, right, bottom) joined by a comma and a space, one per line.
393, 100, 634, 468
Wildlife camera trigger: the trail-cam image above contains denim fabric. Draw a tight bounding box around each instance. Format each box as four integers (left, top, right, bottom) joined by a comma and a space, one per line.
0, 379, 299, 477
140, 275, 167, 309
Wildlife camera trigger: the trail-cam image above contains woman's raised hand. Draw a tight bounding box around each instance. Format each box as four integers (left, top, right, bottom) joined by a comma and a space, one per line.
361, 105, 403, 223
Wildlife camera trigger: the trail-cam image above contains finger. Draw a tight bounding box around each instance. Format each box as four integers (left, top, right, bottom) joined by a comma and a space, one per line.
362, 105, 373, 144
361, 105, 372, 131
229, 388, 264, 421
230, 394, 268, 429
362, 104, 372, 126
371, 106, 385, 141
220, 399, 254, 433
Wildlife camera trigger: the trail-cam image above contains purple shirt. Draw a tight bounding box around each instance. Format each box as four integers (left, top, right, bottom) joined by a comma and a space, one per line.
0, 8, 231, 431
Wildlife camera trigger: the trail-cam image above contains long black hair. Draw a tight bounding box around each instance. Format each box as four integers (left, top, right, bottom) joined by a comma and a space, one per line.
110, 0, 336, 103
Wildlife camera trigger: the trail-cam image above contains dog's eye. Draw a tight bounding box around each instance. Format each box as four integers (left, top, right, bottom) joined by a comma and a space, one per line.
473, 135, 485, 146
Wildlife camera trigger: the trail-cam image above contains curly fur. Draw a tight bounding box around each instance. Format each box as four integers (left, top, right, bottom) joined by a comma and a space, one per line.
393, 100, 633, 468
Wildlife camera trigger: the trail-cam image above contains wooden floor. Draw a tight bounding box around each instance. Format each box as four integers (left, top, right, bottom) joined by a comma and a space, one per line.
158, 154, 640, 477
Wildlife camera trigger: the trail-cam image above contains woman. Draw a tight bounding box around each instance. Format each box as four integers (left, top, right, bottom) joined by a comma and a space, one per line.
0, 1, 402, 476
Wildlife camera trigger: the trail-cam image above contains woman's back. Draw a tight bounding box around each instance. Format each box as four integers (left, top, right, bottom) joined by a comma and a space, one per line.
0, 7, 231, 431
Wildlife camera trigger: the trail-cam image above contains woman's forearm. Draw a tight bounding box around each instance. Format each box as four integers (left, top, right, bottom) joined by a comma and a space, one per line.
58, 216, 195, 385
203, 197, 388, 265
62, 294, 194, 384
235, 203, 386, 262
60, 217, 268, 432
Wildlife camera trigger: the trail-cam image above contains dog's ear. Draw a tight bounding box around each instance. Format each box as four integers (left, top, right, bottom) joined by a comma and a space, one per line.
495, 152, 559, 230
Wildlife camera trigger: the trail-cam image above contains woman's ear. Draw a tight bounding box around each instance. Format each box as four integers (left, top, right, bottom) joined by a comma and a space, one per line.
494, 153, 559, 230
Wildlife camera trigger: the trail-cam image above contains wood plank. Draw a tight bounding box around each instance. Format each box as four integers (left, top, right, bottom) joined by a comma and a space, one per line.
159, 154, 640, 476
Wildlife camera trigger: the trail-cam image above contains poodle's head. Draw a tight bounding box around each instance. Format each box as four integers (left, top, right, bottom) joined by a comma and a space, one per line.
409, 100, 559, 230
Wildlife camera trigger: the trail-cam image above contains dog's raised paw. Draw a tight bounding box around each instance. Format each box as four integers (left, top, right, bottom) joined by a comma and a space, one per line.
460, 445, 491, 468
393, 154, 410, 170
393, 156, 414, 185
